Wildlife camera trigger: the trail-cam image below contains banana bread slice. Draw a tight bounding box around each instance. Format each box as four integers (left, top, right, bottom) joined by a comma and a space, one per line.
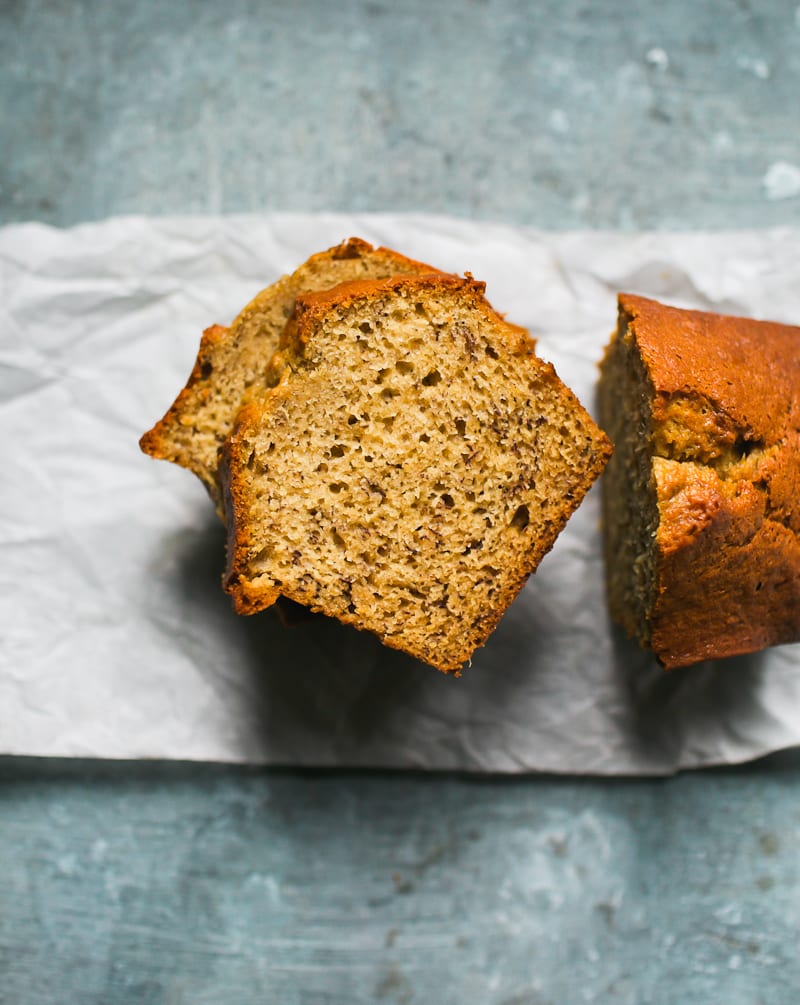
139, 238, 437, 506
221, 273, 612, 673
598, 293, 800, 669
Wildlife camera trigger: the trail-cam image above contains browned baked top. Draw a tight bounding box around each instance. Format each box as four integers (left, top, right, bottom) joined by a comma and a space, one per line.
618, 293, 800, 667
620, 293, 800, 450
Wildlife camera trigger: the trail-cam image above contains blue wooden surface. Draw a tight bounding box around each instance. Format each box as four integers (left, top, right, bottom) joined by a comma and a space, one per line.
2, 0, 799, 229
2, 1, 800, 1003
2, 756, 800, 1004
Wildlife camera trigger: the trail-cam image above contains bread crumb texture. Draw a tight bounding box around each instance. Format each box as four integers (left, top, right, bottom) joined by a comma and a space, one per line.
139, 238, 437, 510
599, 293, 800, 669
222, 273, 611, 673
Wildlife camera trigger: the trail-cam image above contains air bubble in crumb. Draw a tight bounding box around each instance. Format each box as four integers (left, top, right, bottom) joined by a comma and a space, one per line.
511, 505, 530, 530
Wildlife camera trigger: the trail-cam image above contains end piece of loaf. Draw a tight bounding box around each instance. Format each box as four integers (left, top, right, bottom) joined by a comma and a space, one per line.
139, 238, 437, 506
598, 293, 800, 669
221, 273, 612, 673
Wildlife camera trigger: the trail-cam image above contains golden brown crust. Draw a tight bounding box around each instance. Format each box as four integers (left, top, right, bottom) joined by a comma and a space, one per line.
139, 323, 229, 492
620, 293, 800, 445
283, 273, 536, 359
226, 239, 438, 335
292, 271, 483, 318
221, 273, 611, 673
651, 458, 800, 666
619, 294, 800, 668
220, 398, 283, 614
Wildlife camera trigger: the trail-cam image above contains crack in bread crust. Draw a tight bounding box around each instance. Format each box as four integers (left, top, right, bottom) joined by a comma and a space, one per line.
602, 293, 800, 669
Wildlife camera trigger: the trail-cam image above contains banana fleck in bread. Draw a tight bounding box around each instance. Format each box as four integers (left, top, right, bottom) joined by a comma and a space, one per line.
139, 238, 437, 507
598, 293, 800, 669
221, 273, 612, 673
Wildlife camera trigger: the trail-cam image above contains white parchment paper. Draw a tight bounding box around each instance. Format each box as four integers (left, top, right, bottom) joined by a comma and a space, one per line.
2, 213, 799, 773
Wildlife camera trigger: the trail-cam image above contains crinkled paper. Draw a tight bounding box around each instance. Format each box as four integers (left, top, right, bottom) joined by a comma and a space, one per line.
2, 213, 799, 773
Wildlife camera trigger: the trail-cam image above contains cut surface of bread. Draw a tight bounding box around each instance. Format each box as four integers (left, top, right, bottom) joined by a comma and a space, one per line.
599, 293, 800, 669
222, 273, 612, 673
139, 238, 437, 506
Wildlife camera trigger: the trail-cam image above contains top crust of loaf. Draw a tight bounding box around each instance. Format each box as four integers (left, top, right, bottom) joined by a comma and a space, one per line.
281, 272, 535, 359
222, 273, 612, 673
620, 293, 800, 447
619, 294, 800, 668
139, 237, 438, 505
